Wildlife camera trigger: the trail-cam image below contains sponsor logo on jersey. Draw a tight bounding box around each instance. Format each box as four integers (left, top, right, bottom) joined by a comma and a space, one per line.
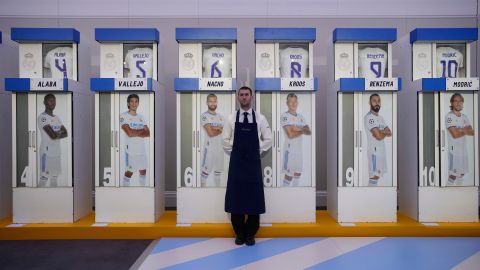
367, 53, 385, 59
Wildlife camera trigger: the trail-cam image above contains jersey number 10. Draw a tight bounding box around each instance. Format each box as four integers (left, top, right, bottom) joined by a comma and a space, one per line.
440, 60, 458, 78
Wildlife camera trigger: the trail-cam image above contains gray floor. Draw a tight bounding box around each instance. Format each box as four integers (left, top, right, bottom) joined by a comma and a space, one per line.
0, 240, 152, 270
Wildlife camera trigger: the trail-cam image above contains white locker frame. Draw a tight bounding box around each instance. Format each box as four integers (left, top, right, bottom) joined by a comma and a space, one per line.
254, 39, 317, 223
176, 35, 238, 224
329, 29, 399, 223
400, 29, 479, 222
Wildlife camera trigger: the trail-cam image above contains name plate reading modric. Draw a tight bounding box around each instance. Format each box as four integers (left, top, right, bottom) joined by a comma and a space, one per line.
115, 78, 148, 91
281, 78, 314, 91
365, 78, 399, 91
31, 78, 64, 91
446, 78, 479, 91
199, 78, 233, 91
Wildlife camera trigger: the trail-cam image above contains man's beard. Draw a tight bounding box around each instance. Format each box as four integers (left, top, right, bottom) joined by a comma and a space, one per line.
371, 105, 380, 113
208, 105, 217, 111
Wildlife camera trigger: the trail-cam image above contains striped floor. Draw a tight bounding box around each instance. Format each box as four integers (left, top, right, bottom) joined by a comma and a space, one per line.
133, 237, 480, 270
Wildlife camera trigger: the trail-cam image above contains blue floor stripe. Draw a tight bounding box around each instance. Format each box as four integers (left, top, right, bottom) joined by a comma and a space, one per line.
307, 237, 480, 270
161, 237, 324, 270
151, 238, 211, 254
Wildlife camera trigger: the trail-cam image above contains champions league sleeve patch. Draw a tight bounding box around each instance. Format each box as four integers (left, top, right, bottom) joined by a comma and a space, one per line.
369, 119, 375, 125
446, 117, 452, 124
120, 117, 124, 123
41, 116, 47, 123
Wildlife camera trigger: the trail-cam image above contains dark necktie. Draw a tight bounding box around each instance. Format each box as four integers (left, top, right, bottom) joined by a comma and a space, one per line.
243, 112, 249, 124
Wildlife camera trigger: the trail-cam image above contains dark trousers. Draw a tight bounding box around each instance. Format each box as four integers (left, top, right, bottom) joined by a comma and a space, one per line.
231, 214, 260, 239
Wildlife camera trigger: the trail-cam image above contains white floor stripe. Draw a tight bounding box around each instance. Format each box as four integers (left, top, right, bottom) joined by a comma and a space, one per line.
452, 250, 480, 270
130, 240, 159, 270
232, 237, 384, 270
138, 238, 271, 270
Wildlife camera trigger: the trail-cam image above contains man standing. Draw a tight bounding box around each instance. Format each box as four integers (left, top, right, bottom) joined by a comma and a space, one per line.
281, 93, 311, 186
446, 93, 474, 186
200, 94, 225, 187
223, 86, 272, 246
120, 94, 150, 186
38, 94, 68, 187
364, 94, 391, 186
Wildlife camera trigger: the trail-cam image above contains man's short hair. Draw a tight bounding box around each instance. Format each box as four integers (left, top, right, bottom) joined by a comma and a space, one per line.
207, 93, 217, 101
450, 93, 464, 110
44, 93, 56, 102
127, 94, 139, 104
287, 93, 297, 101
238, 86, 252, 95
369, 93, 380, 103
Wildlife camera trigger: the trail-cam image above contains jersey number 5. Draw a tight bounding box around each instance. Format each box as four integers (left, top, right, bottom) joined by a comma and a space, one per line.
136, 60, 146, 78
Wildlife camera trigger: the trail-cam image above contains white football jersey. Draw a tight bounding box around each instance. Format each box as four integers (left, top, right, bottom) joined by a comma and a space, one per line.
38, 112, 64, 157
358, 47, 387, 79
203, 47, 232, 78
44, 47, 73, 79
280, 47, 309, 78
281, 111, 307, 153
201, 111, 224, 151
364, 111, 388, 156
125, 47, 154, 78
446, 111, 471, 155
436, 47, 464, 78
120, 112, 147, 155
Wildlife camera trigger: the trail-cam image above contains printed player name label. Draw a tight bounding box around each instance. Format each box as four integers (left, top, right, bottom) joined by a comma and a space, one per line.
446, 78, 479, 91
31, 78, 64, 91
281, 78, 314, 91
199, 78, 232, 91
365, 78, 398, 91
115, 78, 148, 90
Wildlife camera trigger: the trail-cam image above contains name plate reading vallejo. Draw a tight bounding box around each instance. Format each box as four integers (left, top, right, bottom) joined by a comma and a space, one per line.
115, 78, 148, 91
365, 78, 399, 91
446, 78, 479, 91
31, 78, 64, 91
199, 78, 233, 91
281, 78, 314, 91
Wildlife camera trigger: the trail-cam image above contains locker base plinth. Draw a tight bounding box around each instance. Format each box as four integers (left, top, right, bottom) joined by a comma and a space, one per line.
419, 186, 479, 222
262, 187, 316, 223
177, 187, 230, 223
336, 187, 397, 222
95, 187, 159, 223
13, 187, 76, 223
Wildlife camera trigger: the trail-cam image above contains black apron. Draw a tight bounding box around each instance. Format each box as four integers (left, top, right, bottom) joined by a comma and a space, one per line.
225, 110, 265, 215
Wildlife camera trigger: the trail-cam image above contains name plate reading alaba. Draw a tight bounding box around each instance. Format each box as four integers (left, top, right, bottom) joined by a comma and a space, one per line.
281, 78, 314, 91
115, 78, 148, 91
446, 78, 479, 91
365, 78, 399, 91
31, 78, 64, 91
199, 78, 233, 91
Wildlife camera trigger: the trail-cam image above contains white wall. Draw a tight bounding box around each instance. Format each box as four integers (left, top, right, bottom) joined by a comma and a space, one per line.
0, 0, 478, 18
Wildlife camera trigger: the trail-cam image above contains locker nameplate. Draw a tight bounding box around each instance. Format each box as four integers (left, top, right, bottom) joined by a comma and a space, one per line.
115, 78, 148, 91
199, 78, 233, 91
280, 78, 314, 91
446, 78, 479, 91
365, 78, 399, 91
30, 78, 64, 91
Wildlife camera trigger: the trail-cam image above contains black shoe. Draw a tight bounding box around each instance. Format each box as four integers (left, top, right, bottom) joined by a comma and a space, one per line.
235, 237, 245, 245
245, 237, 255, 246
